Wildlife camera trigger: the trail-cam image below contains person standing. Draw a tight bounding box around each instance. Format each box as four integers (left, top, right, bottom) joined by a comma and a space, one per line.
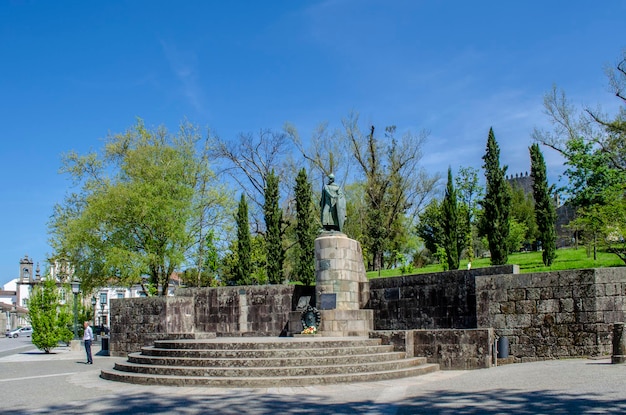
83, 321, 94, 364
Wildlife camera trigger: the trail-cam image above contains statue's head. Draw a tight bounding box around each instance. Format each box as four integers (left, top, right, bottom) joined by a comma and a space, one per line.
328, 173, 335, 183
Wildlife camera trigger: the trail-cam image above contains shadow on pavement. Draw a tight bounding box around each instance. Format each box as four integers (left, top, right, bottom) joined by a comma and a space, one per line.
9, 387, 626, 415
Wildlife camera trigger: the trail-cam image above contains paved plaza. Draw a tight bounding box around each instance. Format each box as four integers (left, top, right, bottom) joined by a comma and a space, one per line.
1, 342, 625, 414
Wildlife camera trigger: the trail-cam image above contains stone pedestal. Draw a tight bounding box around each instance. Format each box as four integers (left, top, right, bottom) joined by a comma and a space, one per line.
315, 232, 369, 310
612, 322, 626, 364
312, 232, 372, 336
70, 339, 81, 352
288, 309, 373, 337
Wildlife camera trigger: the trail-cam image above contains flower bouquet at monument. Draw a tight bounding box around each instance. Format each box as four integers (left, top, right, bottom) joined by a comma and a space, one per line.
301, 325, 317, 335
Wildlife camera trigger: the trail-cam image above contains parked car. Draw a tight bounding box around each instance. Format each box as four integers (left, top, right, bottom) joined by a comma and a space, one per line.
6, 327, 33, 338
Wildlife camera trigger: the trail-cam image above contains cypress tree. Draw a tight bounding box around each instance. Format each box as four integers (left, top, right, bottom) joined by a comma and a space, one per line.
235, 194, 253, 285
29, 279, 73, 353
264, 170, 284, 284
442, 167, 460, 269
294, 168, 316, 285
530, 143, 557, 266
479, 128, 511, 265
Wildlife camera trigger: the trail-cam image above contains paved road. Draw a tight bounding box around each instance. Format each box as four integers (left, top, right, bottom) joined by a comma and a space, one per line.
0, 335, 35, 357
1, 344, 625, 414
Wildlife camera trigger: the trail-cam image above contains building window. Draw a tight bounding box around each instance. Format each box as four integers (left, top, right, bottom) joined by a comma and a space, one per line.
99, 292, 107, 305
117, 292, 124, 299
59, 288, 66, 303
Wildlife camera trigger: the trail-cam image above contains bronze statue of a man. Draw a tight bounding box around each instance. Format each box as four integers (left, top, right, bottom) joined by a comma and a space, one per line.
320, 173, 346, 232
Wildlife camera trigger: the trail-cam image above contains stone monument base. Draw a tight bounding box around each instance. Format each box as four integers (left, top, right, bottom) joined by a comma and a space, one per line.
288, 309, 373, 337
290, 231, 373, 337
315, 232, 369, 310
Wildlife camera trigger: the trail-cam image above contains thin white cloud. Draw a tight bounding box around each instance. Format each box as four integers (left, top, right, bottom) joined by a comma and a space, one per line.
160, 40, 207, 115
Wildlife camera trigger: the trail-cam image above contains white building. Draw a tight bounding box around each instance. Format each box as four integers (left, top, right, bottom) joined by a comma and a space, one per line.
0, 255, 36, 330
1, 255, 177, 331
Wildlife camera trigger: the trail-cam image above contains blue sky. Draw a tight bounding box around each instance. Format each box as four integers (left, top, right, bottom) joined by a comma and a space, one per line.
1, 0, 624, 286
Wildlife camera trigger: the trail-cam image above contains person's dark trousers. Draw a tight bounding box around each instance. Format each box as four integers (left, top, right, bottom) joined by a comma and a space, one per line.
85, 339, 93, 364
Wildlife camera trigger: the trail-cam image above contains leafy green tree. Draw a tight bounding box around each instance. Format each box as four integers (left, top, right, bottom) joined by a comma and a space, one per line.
234, 194, 253, 285
181, 230, 220, 287
264, 170, 284, 284
509, 184, 537, 251
530, 143, 557, 265
221, 234, 267, 286
49, 120, 231, 295
455, 166, 483, 264
294, 168, 317, 285
342, 182, 366, 242
441, 167, 460, 270
387, 214, 413, 268
478, 128, 511, 265
506, 218, 529, 254
564, 138, 625, 260
416, 198, 444, 255
533, 53, 626, 263
29, 279, 73, 353
250, 235, 268, 284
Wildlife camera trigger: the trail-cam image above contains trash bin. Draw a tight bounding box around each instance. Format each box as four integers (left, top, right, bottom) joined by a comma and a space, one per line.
497, 336, 509, 359
101, 336, 110, 356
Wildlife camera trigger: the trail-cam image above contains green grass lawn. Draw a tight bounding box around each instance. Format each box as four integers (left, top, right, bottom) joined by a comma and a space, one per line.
366, 247, 625, 279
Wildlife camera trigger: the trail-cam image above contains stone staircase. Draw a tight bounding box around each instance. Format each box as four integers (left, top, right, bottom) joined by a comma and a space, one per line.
100, 336, 439, 387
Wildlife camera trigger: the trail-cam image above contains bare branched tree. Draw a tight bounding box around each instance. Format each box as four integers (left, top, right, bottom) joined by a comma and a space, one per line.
210, 129, 293, 229
342, 113, 440, 270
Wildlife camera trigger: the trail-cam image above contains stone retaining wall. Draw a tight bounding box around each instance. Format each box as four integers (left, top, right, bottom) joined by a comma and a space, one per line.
109, 284, 315, 356
476, 268, 626, 362
370, 328, 494, 370
109, 297, 170, 357
368, 265, 517, 330
109, 266, 626, 364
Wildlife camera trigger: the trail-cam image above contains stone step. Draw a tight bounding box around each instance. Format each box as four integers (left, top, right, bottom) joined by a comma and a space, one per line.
100, 363, 440, 387
140, 344, 396, 358
111, 357, 424, 377
152, 337, 382, 350
166, 332, 217, 340
101, 336, 439, 387
127, 351, 421, 367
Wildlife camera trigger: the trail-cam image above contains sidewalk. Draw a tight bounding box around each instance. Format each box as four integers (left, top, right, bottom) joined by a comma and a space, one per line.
1, 344, 625, 414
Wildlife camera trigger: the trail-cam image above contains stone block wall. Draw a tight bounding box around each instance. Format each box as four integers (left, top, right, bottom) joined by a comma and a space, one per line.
476, 268, 626, 361
110, 284, 315, 355
109, 297, 170, 357
368, 265, 517, 330
412, 329, 494, 369
189, 285, 298, 335
109, 265, 626, 363
370, 329, 494, 370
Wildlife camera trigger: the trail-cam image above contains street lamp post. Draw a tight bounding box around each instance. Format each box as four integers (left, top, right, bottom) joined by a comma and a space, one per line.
70, 279, 81, 340
91, 296, 97, 338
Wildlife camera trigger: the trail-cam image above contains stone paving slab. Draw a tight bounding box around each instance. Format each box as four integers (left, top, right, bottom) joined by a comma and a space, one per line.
1, 345, 626, 414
